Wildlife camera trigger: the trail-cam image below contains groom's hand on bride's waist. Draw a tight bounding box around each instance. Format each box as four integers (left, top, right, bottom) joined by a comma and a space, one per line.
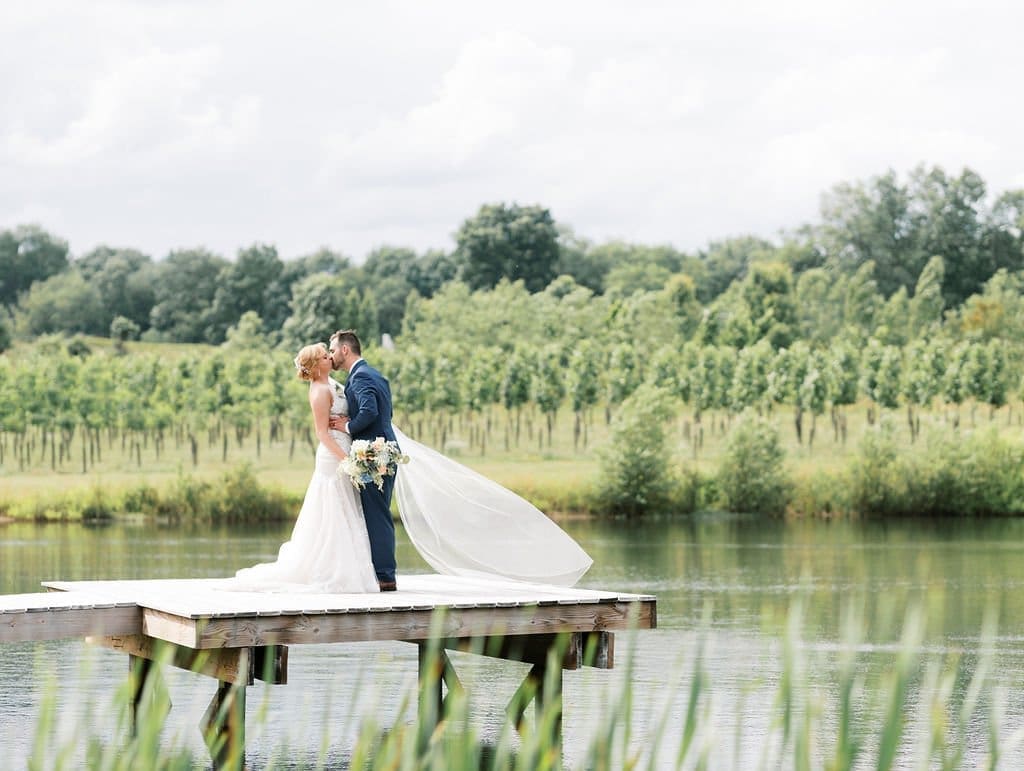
328, 415, 350, 433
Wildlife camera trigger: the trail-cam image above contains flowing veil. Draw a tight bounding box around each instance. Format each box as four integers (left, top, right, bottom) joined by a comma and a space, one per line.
393, 426, 593, 586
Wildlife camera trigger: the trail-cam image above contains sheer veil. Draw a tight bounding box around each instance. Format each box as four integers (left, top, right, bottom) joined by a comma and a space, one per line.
393, 426, 593, 586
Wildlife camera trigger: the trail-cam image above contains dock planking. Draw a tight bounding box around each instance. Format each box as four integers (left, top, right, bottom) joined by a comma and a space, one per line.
2, 573, 656, 768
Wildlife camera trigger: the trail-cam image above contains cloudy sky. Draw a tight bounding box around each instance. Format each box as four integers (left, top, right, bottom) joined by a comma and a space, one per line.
2, 1, 1022, 263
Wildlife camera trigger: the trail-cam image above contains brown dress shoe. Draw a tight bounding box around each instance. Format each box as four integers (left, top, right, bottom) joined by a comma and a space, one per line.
378, 581, 397, 592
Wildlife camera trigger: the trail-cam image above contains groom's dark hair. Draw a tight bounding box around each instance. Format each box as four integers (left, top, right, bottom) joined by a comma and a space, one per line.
331, 329, 362, 355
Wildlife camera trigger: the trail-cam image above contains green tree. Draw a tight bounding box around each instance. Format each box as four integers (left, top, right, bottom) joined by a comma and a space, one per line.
501, 347, 533, 448
553, 229, 611, 294
0, 225, 70, 307
729, 340, 772, 414
702, 284, 754, 349
280, 273, 372, 350
797, 349, 829, 448
661, 274, 702, 339
911, 166, 992, 307
206, 244, 285, 343
741, 262, 798, 349
587, 241, 689, 296
955, 269, 1024, 341
795, 268, 840, 343
456, 203, 560, 292
16, 271, 106, 336
688, 345, 718, 452
604, 343, 641, 424
860, 341, 902, 420
826, 340, 860, 443
908, 255, 945, 337
366, 275, 412, 337
697, 236, 777, 302
461, 346, 503, 453
392, 345, 431, 437
75, 246, 156, 332
874, 286, 910, 346
289, 247, 351, 277
843, 261, 881, 337
532, 345, 566, 448
568, 341, 602, 451
942, 343, 970, 427
407, 249, 458, 298
604, 261, 672, 297
900, 339, 939, 441
982, 340, 1009, 418
223, 310, 264, 350
818, 170, 925, 297
110, 315, 141, 354
149, 248, 229, 342
358, 246, 419, 335
988, 188, 1024, 277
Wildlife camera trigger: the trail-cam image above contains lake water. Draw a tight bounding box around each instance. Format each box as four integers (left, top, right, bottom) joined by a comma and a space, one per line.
4, 514, 1024, 768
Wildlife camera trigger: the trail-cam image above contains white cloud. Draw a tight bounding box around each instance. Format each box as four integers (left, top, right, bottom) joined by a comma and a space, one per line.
322, 32, 574, 185
4, 46, 260, 169
583, 50, 705, 124
0, 0, 1022, 261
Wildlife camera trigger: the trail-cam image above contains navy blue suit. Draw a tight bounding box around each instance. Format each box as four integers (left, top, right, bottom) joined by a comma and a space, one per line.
344, 359, 398, 583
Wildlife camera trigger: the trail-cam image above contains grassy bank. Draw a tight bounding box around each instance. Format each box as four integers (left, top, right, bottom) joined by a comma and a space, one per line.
2, 401, 1023, 522
0, 465, 301, 523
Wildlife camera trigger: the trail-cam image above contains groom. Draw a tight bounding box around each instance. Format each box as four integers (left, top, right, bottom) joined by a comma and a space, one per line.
328, 329, 398, 592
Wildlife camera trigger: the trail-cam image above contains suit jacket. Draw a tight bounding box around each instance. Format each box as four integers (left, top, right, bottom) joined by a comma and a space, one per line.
344, 360, 397, 444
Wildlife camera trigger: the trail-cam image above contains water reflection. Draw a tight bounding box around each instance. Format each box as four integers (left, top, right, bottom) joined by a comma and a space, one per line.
3, 514, 1024, 767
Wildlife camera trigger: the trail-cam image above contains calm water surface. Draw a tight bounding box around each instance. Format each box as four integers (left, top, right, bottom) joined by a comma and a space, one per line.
4, 514, 1024, 768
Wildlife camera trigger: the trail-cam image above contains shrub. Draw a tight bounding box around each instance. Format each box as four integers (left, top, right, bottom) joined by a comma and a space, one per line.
716, 411, 791, 516
901, 428, 1024, 516
66, 336, 92, 357
121, 483, 162, 515
790, 468, 849, 518
596, 383, 677, 516
207, 464, 295, 523
847, 424, 1024, 517
80, 488, 114, 521
848, 419, 904, 516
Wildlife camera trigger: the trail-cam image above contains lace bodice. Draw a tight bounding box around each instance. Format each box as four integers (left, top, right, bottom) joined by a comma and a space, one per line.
327, 378, 350, 446
329, 377, 349, 418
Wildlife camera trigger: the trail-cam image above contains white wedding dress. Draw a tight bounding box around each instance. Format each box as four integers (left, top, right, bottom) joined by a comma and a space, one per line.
223, 380, 593, 593
221, 380, 380, 594
393, 426, 593, 587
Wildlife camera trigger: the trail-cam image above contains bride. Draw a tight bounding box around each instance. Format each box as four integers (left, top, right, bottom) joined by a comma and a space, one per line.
224, 343, 380, 593
225, 342, 593, 593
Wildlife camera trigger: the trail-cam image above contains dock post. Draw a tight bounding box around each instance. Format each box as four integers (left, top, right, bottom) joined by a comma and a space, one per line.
416, 642, 464, 753
127, 653, 152, 737
128, 652, 170, 738
533, 659, 563, 763
200, 648, 250, 771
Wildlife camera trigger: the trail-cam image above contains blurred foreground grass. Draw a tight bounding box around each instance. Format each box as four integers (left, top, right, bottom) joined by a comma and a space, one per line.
20, 598, 1020, 770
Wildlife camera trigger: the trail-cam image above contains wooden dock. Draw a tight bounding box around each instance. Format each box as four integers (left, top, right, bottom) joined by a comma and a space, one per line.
1, 574, 656, 768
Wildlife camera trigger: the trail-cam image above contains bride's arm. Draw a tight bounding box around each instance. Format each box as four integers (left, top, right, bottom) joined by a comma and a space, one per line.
309, 384, 348, 462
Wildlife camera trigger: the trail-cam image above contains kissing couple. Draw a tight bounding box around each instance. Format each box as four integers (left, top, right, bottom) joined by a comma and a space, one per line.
223, 329, 592, 594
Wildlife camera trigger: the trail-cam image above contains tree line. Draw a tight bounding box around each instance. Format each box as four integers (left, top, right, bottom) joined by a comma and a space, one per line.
1, 164, 1022, 355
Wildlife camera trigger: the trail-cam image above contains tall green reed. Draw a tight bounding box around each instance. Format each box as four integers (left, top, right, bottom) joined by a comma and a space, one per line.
22, 598, 1016, 770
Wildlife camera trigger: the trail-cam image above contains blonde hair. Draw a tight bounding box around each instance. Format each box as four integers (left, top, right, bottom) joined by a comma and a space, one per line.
294, 343, 326, 381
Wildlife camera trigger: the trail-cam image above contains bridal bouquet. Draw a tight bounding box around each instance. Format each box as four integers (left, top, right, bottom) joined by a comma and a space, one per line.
339, 437, 409, 491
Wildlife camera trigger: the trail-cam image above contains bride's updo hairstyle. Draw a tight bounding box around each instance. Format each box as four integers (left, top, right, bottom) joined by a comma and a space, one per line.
294, 343, 326, 382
